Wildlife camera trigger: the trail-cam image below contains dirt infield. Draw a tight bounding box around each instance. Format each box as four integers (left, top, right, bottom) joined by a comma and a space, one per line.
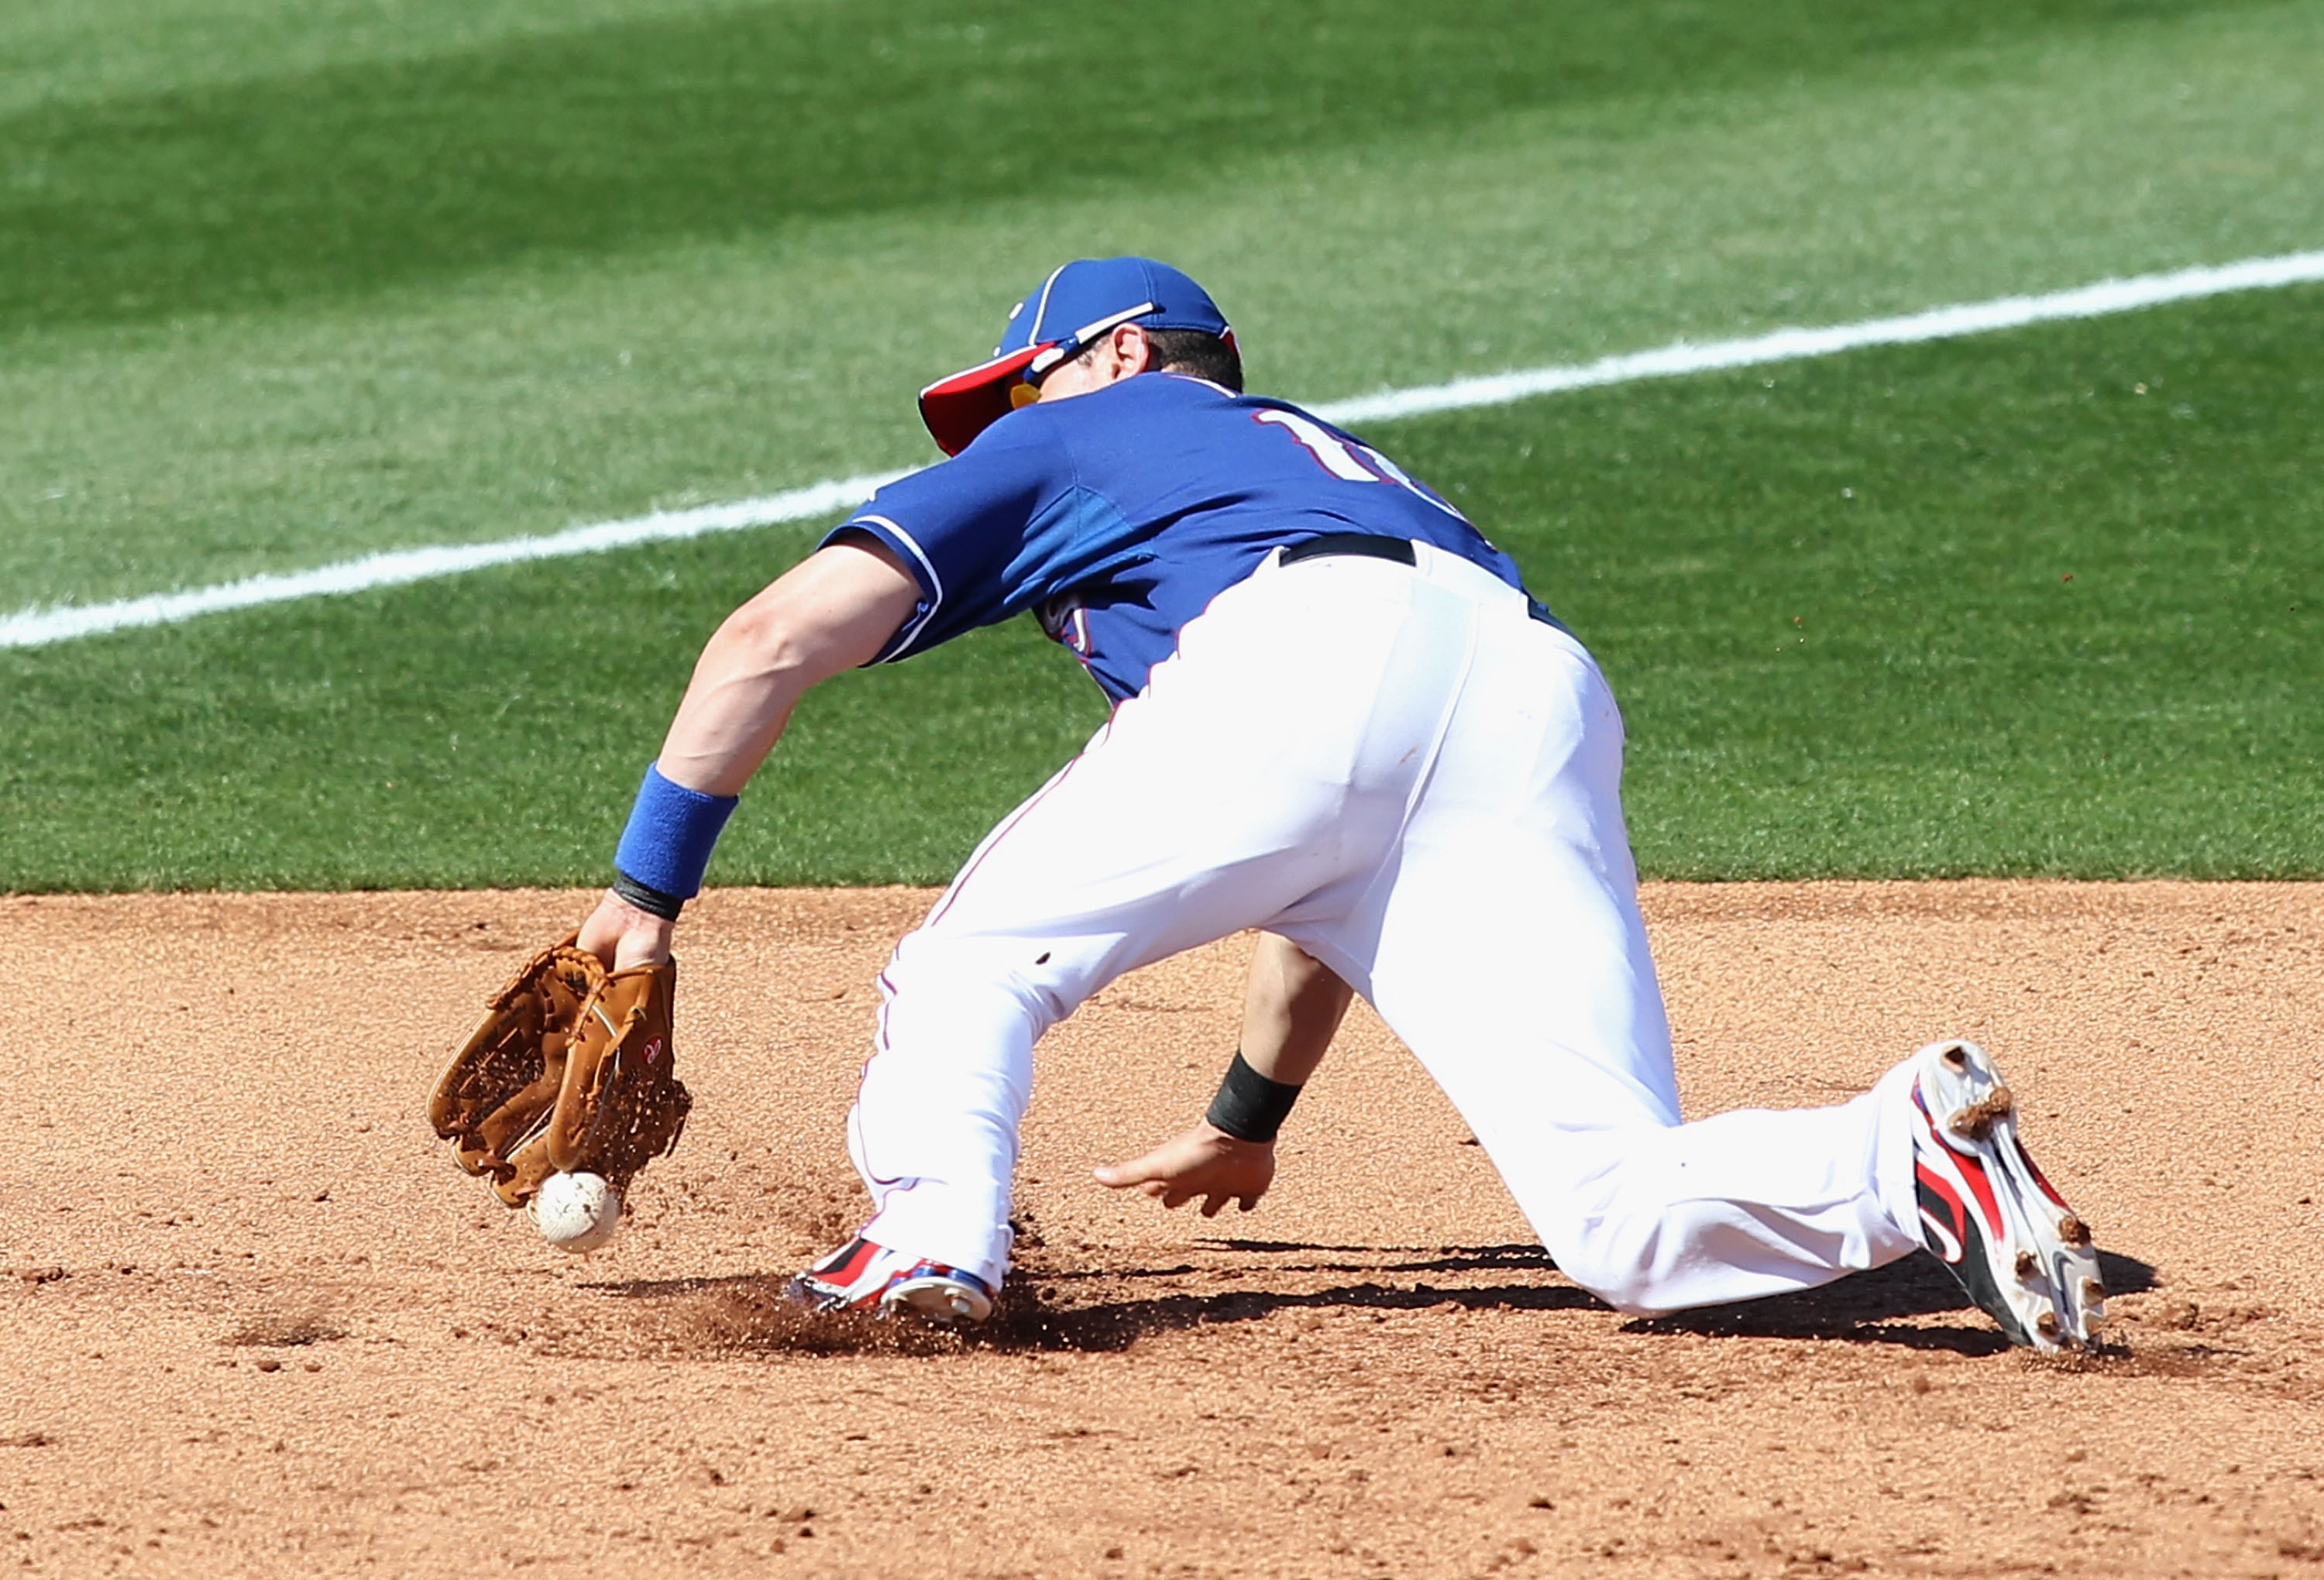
2, 883, 2319, 1578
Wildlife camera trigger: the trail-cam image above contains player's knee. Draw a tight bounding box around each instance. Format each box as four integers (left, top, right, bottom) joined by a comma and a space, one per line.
886, 932, 1095, 1028
1542, 1224, 1669, 1317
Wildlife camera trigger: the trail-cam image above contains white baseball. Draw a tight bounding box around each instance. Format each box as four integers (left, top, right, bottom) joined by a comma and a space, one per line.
529, 1170, 622, 1254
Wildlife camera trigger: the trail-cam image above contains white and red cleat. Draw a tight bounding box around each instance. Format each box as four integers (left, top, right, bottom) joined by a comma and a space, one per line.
786, 1234, 995, 1325
1907, 1039, 2106, 1351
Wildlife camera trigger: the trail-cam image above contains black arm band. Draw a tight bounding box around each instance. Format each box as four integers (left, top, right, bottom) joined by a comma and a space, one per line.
1204, 1050, 1305, 1144
610, 868, 686, 922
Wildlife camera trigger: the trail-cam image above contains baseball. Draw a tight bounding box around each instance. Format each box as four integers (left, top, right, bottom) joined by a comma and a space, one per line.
529, 1170, 621, 1253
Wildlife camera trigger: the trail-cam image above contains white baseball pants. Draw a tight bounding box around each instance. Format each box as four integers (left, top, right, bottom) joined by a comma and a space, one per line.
847, 543, 1926, 1311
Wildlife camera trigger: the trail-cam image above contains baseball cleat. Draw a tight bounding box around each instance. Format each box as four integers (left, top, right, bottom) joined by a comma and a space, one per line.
786, 1235, 995, 1325
1906, 1039, 2105, 1352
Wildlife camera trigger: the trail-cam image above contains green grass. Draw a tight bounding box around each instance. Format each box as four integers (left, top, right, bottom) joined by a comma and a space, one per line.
0, 0, 2245, 336
7, 0, 2321, 604
5, 285, 2318, 888
1464, 286, 2324, 878
2, 0, 2319, 888
0, 551, 1098, 888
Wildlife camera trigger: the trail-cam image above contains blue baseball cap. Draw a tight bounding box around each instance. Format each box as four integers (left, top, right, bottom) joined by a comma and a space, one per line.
918, 256, 1234, 455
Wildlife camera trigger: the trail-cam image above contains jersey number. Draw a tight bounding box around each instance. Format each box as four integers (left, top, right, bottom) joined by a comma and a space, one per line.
1253, 409, 1468, 522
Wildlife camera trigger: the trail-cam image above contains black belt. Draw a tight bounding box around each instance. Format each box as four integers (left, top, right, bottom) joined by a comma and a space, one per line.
1280, 531, 1415, 568
1277, 534, 1569, 634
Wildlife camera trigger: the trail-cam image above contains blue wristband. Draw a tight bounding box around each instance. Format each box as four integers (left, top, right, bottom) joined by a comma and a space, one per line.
613, 763, 739, 904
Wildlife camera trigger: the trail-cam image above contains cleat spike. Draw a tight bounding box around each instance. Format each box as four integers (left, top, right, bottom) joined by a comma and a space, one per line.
1950, 1086, 2015, 1142
2015, 1251, 2040, 1281
2058, 1216, 2092, 1248
2036, 1311, 2061, 1339
1941, 1043, 1971, 1071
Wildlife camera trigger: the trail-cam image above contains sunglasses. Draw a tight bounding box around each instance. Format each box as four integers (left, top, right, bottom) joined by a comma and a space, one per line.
1010, 300, 1162, 408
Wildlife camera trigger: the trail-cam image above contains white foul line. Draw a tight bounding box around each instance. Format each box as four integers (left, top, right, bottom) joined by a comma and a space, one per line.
7, 248, 2322, 651
1308, 249, 2324, 427
0, 472, 906, 651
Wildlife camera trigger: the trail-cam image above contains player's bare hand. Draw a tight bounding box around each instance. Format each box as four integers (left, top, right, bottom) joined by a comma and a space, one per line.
1092, 1121, 1275, 1217
576, 890, 675, 971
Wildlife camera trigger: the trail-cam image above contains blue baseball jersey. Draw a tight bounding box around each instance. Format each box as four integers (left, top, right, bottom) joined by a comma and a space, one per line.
823, 372, 1532, 703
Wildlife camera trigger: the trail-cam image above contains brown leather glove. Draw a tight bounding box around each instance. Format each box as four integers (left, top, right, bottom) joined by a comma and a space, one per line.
429, 935, 691, 1207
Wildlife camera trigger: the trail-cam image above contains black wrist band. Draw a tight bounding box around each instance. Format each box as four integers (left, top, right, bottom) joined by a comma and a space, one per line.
1205, 1050, 1304, 1143
610, 868, 686, 922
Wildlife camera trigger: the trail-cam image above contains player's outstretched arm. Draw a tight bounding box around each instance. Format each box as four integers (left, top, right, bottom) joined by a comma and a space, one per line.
1093, 936, 1354, 1214
658, 534, 920, 795
577, 537, 920, 969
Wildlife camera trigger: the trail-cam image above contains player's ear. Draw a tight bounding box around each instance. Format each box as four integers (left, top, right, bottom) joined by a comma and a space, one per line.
1110, 322, 1156, 380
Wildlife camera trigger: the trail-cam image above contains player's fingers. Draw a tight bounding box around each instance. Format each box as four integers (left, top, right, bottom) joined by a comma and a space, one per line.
1092, 1158, 1154, 1188
1236, 1195, 1259, 1212
1198, 1193, 1226, 1218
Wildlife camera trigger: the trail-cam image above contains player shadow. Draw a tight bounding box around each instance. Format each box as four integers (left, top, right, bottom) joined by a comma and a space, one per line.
581, 1245, 2157, 1358
1016, 1242, 2161, 1356
988, 1276, 1602, 1352
578, 1261, 1599, 1356
1028, 1240, 1559, 1285
1618, 1248, 2159, 1355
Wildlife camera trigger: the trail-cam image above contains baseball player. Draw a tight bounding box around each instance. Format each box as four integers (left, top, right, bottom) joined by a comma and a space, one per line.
573, 257, 2105, 1348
